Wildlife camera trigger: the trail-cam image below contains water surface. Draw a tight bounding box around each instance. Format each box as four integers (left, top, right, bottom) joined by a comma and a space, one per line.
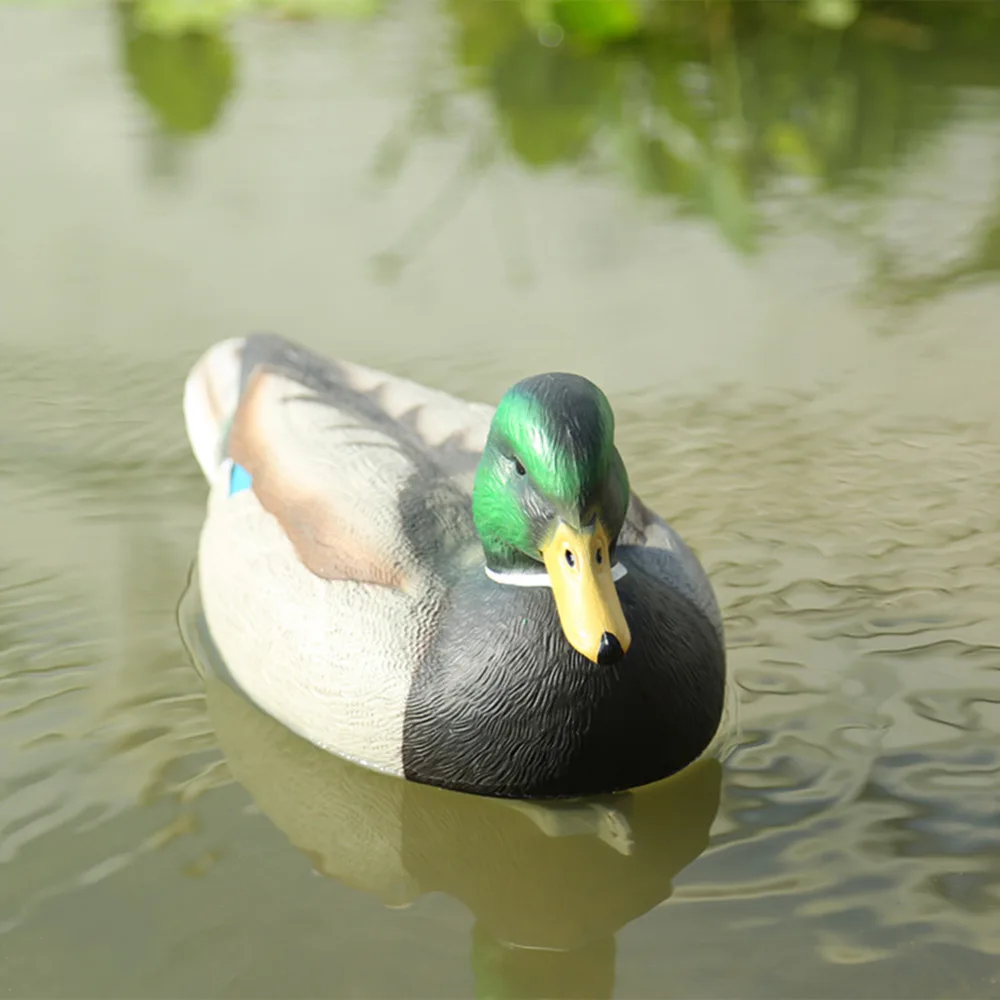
2, 2, 1000, 996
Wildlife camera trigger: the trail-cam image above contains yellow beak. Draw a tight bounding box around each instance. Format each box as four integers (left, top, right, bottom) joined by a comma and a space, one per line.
540, 520, 631, 664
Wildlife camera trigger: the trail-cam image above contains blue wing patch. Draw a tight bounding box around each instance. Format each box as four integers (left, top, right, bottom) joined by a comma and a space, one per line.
229, 462, 253, 496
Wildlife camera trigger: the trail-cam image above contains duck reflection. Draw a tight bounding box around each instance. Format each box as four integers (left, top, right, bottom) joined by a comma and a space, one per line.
183, 591, 721, 999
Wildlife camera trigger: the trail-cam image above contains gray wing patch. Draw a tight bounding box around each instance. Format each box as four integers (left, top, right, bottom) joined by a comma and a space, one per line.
238, 333, 490, 483
225, 334, 487, 591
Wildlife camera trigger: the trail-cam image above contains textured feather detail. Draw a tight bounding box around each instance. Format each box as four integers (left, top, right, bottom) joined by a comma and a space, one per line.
185, 334, 491, 593
184, 335, 719, 615
228, 367, 411, 589
185, 334, 727, 792
237, 333, 493, 485
197, 474, 431, 774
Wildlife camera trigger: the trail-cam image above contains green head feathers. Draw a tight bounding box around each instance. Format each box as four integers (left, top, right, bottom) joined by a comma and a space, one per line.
471, 373, 630, 569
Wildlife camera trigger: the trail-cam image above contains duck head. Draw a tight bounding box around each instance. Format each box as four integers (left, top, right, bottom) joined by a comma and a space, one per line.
472, 373, 631, 664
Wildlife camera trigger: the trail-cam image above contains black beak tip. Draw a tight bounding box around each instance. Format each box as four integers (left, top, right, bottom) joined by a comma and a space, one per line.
597, 632, 624, 665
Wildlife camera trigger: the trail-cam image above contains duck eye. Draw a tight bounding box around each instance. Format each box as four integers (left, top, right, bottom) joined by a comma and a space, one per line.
513, 457, 526, 476
564, 549, 575, 568
596, 548, 603, 565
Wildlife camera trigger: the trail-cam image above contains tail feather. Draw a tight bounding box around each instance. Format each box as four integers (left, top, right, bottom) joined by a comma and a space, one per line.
183, 337, 246, 483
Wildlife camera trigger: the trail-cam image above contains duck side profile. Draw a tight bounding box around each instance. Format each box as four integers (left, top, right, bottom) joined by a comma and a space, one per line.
183, 333, 726, 799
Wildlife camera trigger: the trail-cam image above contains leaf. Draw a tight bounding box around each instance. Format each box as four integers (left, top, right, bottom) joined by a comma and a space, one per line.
491, 33, 615, 167
705, 156, 756, 253
269, 0, 384, 20
448, 0, 524, 65
134, 0, 248, 35
802, 0, 859, 32
765, 122, 821, 176
121, 13, 236, 134
552, 0, 642, 43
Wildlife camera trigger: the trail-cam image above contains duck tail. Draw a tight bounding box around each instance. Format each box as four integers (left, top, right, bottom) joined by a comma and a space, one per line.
183, 337, 247, 483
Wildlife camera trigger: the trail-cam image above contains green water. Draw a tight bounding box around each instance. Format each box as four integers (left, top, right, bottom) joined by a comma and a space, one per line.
2, 2, 1000, 996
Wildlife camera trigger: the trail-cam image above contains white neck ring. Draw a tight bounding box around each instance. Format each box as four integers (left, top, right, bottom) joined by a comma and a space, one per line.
485, 562, 628, 589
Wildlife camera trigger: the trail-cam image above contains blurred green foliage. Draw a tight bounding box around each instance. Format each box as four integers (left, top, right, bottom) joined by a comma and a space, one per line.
123, 0, 380, 34
111, 0, 1000, 263
446, 0, 1000, 252
117, 2, 235, 135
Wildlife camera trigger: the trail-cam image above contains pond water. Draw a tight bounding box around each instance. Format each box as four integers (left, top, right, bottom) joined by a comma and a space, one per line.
2, 2, 1000, 997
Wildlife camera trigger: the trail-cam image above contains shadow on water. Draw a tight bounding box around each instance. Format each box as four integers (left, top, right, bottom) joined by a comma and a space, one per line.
179, 574, 722, 1000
